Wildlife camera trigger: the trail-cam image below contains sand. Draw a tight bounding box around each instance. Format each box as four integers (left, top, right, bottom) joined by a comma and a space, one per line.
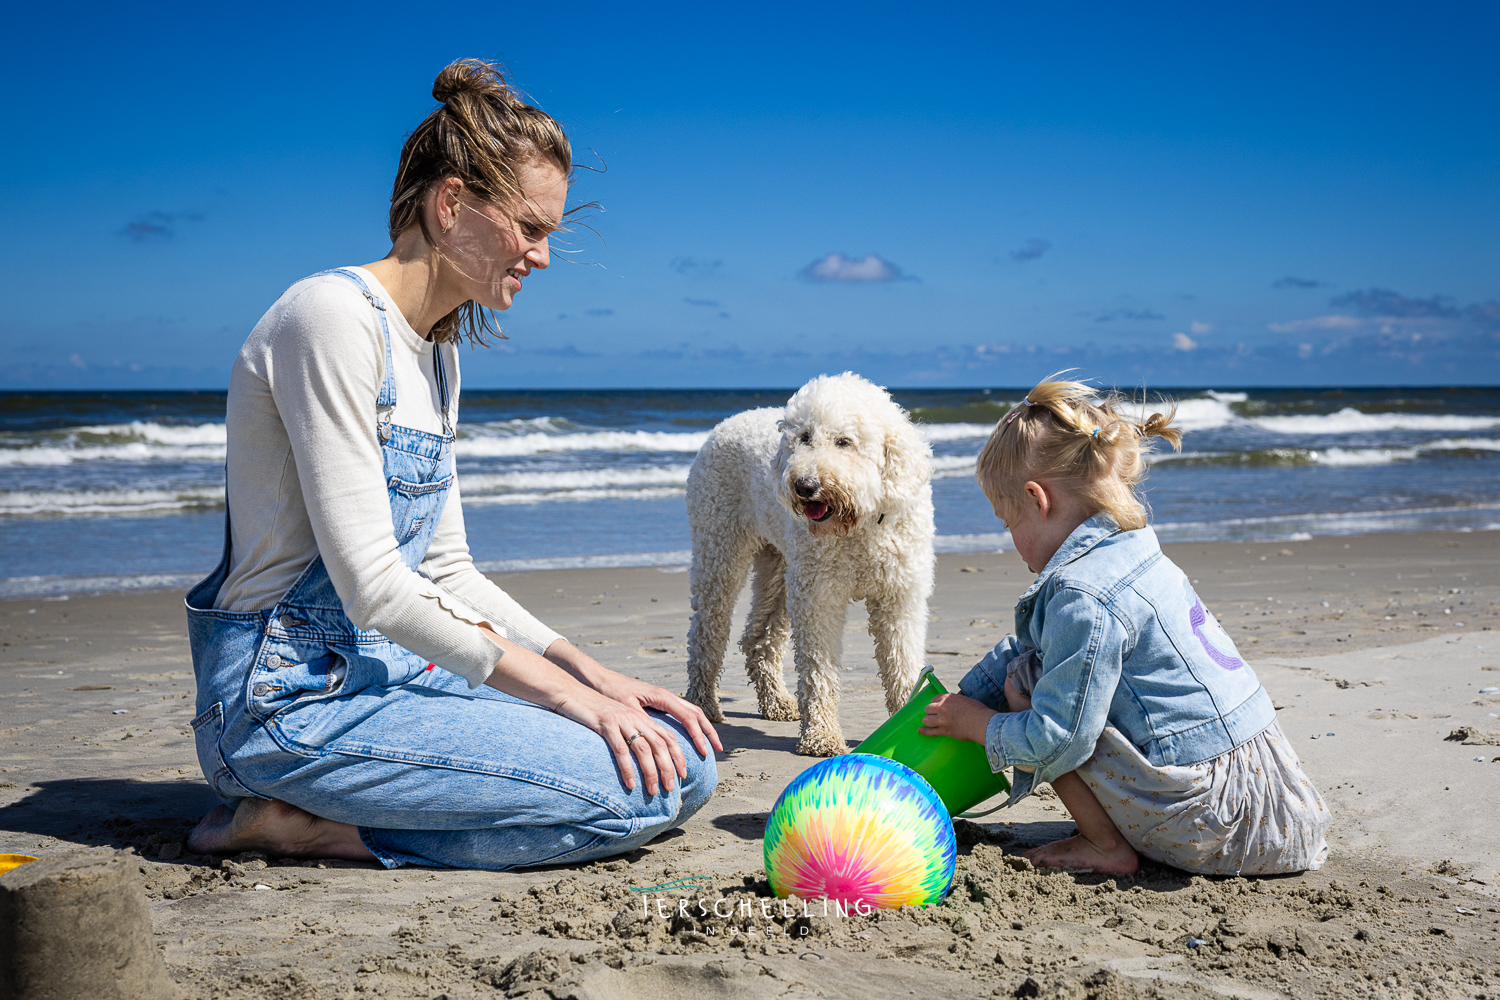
2, 530, 1500, 998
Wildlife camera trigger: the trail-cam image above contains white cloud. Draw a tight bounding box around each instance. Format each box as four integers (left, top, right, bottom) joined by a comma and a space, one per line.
1298, 342, 1314, 358
1267, 314, 1363, 333
799, 252, 907, 283
1171, 332, 1198, 351
1190, 320, 1213, 335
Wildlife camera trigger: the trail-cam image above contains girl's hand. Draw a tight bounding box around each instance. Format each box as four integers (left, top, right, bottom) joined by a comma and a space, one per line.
550, 686, 690, 796
918, 692, 997, 745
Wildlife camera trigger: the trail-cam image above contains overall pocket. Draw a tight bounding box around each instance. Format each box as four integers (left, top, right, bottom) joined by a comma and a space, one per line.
386, 474, 453, 563
192, 702, 259, 803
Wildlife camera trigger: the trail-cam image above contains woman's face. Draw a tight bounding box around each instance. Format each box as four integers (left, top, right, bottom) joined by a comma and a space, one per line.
439, 160, 569, 312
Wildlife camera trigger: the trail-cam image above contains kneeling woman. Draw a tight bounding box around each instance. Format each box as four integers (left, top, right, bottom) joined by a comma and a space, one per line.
186, 60, 719, 869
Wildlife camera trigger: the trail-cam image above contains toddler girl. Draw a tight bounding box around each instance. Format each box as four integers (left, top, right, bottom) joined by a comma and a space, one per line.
919, 375, 1330, 876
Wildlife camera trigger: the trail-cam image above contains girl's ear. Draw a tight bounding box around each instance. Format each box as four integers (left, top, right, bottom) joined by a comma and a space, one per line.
1025, 480, 1052, 521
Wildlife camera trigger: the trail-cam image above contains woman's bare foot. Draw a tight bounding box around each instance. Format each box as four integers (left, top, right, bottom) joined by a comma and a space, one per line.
187, 798, 377, 862
1022, 834, 1139, 875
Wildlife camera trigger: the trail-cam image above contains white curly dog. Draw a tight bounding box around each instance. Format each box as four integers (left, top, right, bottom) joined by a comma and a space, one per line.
684, 372, 936, 757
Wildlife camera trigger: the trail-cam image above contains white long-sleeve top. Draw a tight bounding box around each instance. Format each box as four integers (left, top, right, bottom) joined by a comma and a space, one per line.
215, 267, 562, 687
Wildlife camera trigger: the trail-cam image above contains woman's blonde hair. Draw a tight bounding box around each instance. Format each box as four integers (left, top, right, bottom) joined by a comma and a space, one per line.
389, 59, 573, 345
975, 373, 1183, 531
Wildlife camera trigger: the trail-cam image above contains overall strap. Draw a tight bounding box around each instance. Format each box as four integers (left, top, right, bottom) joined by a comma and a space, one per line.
315, 267, 399, 440
316, 267, 454, 441
432, 339, 454, 439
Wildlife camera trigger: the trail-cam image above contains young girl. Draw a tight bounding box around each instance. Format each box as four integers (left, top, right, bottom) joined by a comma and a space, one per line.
919, 375, 1329, 876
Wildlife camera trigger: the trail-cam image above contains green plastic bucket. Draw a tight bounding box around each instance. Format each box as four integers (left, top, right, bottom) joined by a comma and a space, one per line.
855, 667, 1010, 817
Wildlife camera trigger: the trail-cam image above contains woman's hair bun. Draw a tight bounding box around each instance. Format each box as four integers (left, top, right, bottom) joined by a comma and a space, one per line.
432, 58, 511, 104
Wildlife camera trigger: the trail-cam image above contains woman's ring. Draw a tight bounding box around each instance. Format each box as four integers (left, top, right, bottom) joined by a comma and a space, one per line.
627, 732, 646, 743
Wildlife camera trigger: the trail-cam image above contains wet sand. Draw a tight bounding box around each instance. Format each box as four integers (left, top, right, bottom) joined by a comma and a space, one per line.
2, 530, 1499, 998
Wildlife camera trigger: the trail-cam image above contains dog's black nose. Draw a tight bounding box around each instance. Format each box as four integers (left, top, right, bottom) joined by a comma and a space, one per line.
793, 478, 819, 499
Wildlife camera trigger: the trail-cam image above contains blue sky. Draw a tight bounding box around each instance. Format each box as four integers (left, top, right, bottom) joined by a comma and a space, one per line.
2, 1, 1497, 389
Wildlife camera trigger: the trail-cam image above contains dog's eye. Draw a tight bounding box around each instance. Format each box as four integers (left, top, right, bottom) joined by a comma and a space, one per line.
799, 432, 811, 445
835, 437, 852, 448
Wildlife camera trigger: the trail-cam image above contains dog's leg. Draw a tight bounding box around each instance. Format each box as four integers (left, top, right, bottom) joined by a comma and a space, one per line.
739, 545, 798, 721
788, 579, 851, 757
684, 533, 756, 724
866, 591, 929, 716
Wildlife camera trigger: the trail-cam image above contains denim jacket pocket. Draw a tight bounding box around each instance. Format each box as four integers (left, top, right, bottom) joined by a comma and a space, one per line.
192, 702, 259, 803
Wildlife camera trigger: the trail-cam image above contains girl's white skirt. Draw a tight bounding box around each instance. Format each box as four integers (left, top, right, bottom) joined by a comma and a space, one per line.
1078, 720, 1330, 876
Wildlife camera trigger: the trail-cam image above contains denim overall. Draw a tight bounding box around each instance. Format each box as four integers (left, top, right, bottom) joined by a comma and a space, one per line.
186, 268, 714, 869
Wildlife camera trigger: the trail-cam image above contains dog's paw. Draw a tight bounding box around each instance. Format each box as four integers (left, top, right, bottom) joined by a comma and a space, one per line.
758, 694, 800, 722
686, 691, 726, 724
795, 732, 851, 757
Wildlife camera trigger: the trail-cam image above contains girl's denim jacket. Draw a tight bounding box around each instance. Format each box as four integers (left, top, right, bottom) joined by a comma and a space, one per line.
959, 514, 1275, 804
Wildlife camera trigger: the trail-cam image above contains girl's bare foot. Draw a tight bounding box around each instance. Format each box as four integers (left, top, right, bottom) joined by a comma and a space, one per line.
1022, 834, 1139, 875
186, 798, 377, 862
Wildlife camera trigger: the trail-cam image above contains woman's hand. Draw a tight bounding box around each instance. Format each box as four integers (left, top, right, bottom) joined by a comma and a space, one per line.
918, 692, 997, 745
592, 674, 723, 758
549, 686, 690, 796
479, 630, 719, 795
544, 641, 723, 761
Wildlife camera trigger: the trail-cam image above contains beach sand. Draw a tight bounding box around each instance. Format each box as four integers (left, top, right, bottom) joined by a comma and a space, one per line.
3, 530, 1499, 998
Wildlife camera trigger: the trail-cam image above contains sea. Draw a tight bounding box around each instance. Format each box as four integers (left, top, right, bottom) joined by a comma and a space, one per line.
1, 387, 1498, 598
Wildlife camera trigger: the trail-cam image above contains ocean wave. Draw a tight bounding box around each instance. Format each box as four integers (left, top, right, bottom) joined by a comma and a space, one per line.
456, 429, 711, 458
930, 455, 979, 480
70, 420, 228, 446
461, 466, 692, 492
0, 443, 224, 466
1153, 502, 1500, 543
0, 487, 224, 516
1249, 407, 1500, 435
916, 423, 997, 442
1153, 437, 1500, 469
459, 486, 686, 507
0, 420, 229, 465
1142, 396, 1238, 432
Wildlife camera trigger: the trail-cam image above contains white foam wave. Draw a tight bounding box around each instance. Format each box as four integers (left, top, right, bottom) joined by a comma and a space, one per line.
1310, 447, 1418, 466
1206, 391, 1248, 403
1148, 397, 1238, 432
0, 573, 203, 598
0, 442, 226, 466
916, 423, 997, 442
1251, 408, 1500, 435
460, 487, 685, 507
934, 532, 1013, 553
1307, 437, 1500, 466
930, 455, 978, 480
455, 430, 710, 458
1152, 502, 1500, 543
73, 420, 228, 446
474, 550, 694, 573
0, 487, 224, 515
461, 466, 692, 492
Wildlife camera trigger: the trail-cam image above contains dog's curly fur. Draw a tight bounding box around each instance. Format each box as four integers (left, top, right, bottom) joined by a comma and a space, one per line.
684, 373, 936, 757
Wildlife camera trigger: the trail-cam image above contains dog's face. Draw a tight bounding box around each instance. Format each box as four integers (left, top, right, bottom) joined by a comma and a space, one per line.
775, 373, 932, 537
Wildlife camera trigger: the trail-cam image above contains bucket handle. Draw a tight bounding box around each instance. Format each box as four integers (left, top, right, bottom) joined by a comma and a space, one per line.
906, 664, 939, 704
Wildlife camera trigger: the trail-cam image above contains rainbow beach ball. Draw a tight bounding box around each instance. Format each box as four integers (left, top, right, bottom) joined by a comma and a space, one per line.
763, 753, 956, 910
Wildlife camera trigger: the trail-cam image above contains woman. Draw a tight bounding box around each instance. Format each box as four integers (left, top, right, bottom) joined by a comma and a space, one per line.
185, 59, 720, 870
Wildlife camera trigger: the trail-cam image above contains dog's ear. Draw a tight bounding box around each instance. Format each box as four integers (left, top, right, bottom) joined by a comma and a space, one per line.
881, 416, 931, 508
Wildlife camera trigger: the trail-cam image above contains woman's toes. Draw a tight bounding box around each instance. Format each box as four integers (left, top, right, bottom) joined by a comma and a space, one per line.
186, 805, 239, 854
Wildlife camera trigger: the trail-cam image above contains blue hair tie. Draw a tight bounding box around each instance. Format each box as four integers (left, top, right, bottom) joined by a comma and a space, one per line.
1091, 427, 1100, 438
